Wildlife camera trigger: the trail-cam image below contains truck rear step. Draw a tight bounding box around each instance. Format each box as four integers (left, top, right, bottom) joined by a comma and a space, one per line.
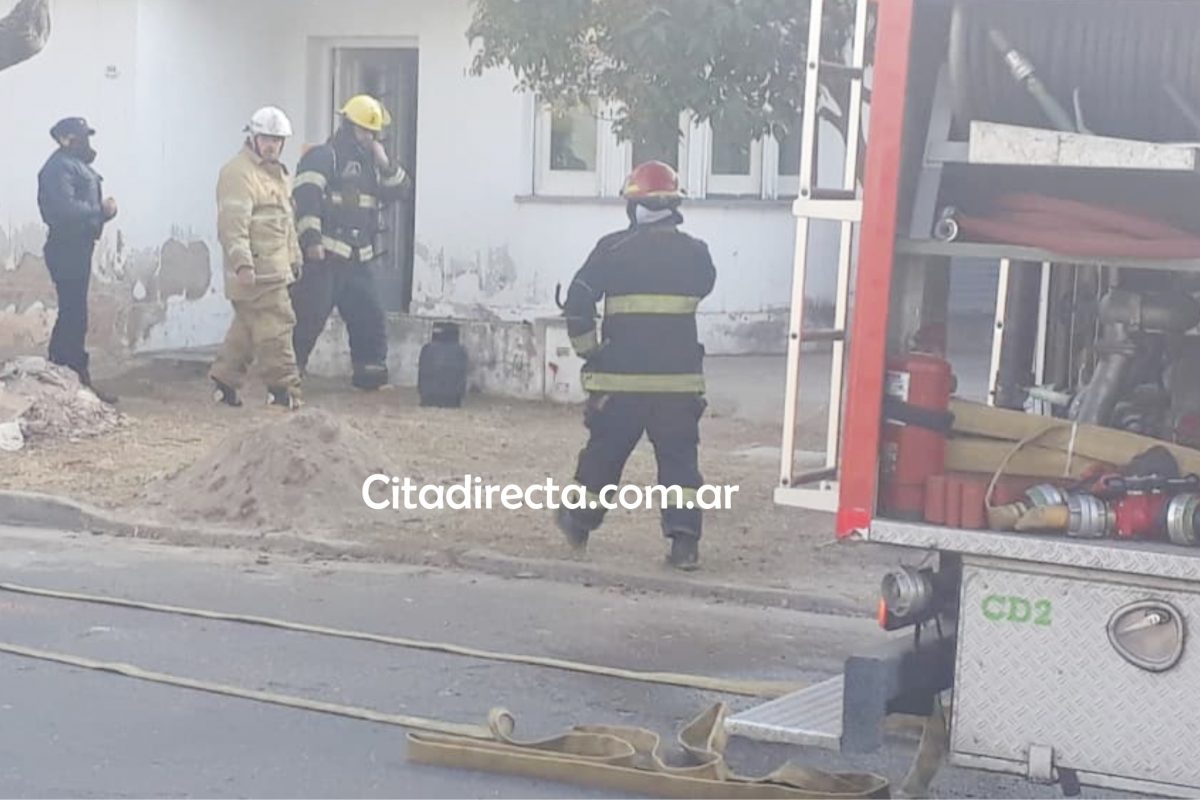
725, 675, 844, 750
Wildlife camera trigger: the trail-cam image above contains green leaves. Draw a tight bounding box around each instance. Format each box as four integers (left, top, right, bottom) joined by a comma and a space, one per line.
466, 0, 857, 146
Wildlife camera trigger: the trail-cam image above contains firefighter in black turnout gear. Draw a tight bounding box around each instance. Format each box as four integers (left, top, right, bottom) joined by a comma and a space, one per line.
290, 95, 412, 390
557, 161, 716, 571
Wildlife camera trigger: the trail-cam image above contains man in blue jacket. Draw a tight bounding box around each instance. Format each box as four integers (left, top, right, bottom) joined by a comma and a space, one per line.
36, 117, 118, 403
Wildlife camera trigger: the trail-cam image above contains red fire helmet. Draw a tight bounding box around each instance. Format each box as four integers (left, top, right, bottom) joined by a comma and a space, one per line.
621, 160, 684, 201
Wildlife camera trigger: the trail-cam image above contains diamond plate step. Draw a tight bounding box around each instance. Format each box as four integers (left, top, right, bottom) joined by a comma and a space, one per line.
724, 675, 843, 750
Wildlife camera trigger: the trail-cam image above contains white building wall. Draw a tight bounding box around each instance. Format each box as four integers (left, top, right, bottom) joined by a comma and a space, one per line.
267, 0, 844, 354
0, 0, 143, 357
0, 0, 844, 370
129, 0, 307, 350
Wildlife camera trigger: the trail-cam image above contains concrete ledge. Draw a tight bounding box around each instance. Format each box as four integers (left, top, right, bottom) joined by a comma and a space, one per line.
0, 491, 867, 618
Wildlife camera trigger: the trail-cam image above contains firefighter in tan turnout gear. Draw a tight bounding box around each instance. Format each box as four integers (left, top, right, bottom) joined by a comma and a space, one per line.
557, 161, 717, 571
209, 106, 305, 410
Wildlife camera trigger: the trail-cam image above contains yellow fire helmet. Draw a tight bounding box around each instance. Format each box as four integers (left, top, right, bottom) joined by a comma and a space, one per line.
341, 95, 390, 132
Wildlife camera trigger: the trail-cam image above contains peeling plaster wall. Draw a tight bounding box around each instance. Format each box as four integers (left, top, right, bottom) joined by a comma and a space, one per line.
0, 0, 840, 383
0, 0, 228, 363
0, 0, 132, 360
264, 0, 841, 357
307, 315, 544, 400
124, 0, 304, 351
408, 200, 841, 355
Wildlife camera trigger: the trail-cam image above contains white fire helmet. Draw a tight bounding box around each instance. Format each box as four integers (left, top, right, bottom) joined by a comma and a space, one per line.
246, 106, 293, 138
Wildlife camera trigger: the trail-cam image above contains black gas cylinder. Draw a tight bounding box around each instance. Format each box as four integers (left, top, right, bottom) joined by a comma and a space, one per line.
418, 321, 468, 408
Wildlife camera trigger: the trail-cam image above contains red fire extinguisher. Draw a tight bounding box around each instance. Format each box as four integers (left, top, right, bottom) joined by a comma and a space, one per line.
880, 352, 955, 519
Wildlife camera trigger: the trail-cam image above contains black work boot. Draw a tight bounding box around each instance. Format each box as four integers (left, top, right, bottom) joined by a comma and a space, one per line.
267, 387, 302, 411
352, 363, 388, 391
211, 378, 243, 407
554, 506, 590, 553
666, 534, 700, 571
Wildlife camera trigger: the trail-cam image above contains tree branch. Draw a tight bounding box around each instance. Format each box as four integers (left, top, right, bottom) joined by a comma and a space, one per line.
0, 0, 50, 73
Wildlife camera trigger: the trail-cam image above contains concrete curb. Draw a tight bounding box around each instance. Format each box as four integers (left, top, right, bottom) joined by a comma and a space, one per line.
455, 550, 868, 617
0, 491, 868, 617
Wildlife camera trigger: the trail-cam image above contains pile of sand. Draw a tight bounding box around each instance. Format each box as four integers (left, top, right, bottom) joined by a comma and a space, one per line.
0, 357, 124, 449
148, 408, 396, 531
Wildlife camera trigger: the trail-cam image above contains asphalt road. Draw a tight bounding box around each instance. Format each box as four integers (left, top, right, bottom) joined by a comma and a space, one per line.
0, 525, 1129, 798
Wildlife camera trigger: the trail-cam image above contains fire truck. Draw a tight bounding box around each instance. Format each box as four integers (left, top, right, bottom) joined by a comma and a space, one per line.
725, 0, 1200, 796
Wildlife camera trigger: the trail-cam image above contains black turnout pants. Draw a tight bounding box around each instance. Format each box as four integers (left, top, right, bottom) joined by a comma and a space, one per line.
290, 257, 388, 372
569, 392, 707, 539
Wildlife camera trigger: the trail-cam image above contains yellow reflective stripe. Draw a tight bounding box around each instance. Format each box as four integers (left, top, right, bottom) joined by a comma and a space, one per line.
658, 486, 699, 508
250, 210, 290, 222
604, 294, 700, 315
295, 172, 327, 190
297, 216, 322, 235
322, 237, 353, 258
571, 331, 599, 356
581, 372, 705, 393
320, 238, 374, 261
329, 192, 379, 209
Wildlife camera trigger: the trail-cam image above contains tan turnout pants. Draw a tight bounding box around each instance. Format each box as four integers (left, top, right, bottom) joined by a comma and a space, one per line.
210, 282, 302, 396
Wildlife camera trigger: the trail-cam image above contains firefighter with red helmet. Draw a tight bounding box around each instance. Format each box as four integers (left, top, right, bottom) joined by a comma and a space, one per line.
557, 160, 717, 570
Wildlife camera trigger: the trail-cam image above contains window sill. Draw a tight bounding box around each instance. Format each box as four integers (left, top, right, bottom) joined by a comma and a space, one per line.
514, 194, 794, 209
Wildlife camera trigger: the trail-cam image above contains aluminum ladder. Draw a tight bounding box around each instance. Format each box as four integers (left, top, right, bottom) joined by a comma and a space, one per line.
776, 0, 871, 515
738, 0, 871, 749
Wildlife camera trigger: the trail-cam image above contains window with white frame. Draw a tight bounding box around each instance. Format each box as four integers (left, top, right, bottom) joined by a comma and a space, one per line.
705, 111, 764, 197
628, 116, 686, 172
626, 112, 691, 195
773, 111, 804, 198
530, 100, 806, 201
533, 99, 605, 196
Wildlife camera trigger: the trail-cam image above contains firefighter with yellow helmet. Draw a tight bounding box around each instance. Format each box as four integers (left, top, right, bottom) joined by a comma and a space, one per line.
290, 94, 413, 390
557, 161, 717, 570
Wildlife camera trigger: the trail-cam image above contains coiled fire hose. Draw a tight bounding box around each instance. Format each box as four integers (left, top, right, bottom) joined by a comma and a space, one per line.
951, 193, 1200, 259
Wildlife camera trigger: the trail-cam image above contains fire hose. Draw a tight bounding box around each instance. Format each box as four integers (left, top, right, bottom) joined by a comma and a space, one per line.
0, 581, 797, 698
947, 193, 1200, 259
0, 581, 894, 798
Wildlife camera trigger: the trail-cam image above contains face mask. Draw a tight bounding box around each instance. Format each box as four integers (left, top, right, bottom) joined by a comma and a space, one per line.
635, 205, 675, 225
68, 139, 97, 164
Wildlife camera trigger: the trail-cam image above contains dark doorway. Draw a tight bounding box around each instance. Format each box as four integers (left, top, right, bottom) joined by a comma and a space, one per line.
332, 47, 418, 313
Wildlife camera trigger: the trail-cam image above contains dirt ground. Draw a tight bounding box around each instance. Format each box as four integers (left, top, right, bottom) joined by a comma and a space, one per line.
0, 359, 902, 606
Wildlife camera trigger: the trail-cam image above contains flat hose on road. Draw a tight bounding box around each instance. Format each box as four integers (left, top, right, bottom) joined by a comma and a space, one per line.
0, 581, 892, 798
949, 0, 1200, 142
0, 640, 493, 739
0, 640, 888, 798
0, 581, 801, 698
